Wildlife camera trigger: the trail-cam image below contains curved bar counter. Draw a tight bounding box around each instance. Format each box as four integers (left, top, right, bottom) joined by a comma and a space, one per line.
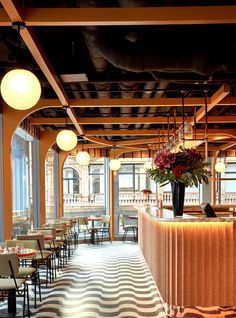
138, 207, 236, 317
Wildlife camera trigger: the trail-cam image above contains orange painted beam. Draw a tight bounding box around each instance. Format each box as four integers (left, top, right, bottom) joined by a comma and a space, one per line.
0, 6, 235, 26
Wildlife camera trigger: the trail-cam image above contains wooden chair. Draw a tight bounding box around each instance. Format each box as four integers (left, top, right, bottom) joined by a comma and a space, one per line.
97, 215, 112, 243
5, 239, 42, 308
77, 217, 90, 243
16, 235, 54, 285
0, 253, 30, 317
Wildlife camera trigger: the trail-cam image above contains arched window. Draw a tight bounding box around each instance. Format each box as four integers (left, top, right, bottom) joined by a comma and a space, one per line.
63, 168, 79, 194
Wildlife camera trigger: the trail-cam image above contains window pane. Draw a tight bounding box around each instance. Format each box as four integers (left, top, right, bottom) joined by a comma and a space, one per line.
135, 164, 145, 173
119, 165, 133, 174
119, 175, 133, 192
90, 164, 104, 175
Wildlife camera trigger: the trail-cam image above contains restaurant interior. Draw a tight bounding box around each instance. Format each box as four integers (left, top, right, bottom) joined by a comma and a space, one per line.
0, 1, 236, 318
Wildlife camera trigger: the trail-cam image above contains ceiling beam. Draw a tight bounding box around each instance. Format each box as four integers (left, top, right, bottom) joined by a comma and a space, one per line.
218, 97, 236, 105
0, 6, 235, 27
69, 97, 208, 108
199, 116, 236, 124
84, 136, 115, 147
30, 115, 236, 126
30, 116, 184, 125
66, 107, 84, 136
219, 142, 236, 151
85, 129, 159, 136
80, 128, 236, 137
195, 85, 230, 124
27, 96, 236, 109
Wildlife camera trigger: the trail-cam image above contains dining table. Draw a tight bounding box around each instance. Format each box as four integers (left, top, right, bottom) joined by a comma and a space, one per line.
87, 217, 102, 244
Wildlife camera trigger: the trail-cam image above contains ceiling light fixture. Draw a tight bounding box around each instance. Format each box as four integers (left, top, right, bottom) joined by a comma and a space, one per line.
0, 22, 41, 110
109, 159, 121, 171
56, 107, 77, 151
215, 161, 226, 173
109, 147, 121, 171
76, 136, 90, 166
76, 151, 90, 166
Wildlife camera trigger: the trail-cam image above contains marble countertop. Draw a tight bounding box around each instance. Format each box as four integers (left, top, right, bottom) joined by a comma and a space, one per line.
139, 207, 236, 222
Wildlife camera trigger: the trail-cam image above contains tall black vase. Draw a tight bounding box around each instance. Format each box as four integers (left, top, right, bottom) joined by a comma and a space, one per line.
171, 182, 185, 217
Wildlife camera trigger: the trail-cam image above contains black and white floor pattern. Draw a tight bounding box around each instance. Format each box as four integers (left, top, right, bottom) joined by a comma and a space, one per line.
1, 242, 236, 317
33, 242, 167, 318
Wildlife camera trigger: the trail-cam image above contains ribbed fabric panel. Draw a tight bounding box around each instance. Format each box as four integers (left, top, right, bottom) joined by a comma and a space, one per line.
139, 211, 236, 307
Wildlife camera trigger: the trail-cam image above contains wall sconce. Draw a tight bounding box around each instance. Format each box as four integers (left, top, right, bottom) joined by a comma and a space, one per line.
0, 22, 41, 110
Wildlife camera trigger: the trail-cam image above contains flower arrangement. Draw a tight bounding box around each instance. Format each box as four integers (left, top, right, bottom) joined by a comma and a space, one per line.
147, 147, 211, 187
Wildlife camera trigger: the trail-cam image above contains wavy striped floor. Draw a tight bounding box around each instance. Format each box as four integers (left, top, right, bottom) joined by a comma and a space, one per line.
1, 242, 236, 317
32, 242, 166, 318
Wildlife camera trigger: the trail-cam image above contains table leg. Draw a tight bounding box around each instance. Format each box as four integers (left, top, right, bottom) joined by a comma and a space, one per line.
90, 229, 95, 244
8, 289, 16, 314
90, 220, 95, 244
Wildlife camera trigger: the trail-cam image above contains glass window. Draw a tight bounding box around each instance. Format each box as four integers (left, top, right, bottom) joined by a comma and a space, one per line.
45, 150, 57, 221
217, 159, 236, 204
12, 129, 33, 237
89, 164, 104, 194
63, 167, 79, 194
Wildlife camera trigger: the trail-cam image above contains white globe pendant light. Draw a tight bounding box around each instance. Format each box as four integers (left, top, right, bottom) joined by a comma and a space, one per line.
76, 151, 90, 166
56, 129, 77, 151
1, 69, 41, 110
109, 159, 121, 171
0, 22, 41, 110
215, 161, 225, 173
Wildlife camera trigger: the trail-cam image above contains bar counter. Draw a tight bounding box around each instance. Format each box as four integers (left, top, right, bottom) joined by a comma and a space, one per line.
138, 207, 236, 317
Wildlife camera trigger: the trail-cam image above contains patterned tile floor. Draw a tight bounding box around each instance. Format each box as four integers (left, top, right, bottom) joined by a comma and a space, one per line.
1, 242, 236, 317
33, 242, 167, 318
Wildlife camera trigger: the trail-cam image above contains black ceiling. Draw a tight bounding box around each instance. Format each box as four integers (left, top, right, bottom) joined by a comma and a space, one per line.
0, 0, 236, 148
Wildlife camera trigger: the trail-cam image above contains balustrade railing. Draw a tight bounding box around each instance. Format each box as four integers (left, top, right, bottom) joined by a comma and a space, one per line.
64, 193, 105, 207
63, 192, 236, 208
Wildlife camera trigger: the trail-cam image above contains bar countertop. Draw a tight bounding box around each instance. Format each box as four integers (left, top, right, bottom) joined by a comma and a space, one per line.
140, 206, 236, 222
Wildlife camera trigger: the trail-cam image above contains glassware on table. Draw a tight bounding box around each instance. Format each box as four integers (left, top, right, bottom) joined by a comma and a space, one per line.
3, 242, 9, 252
16, 242, 24, 252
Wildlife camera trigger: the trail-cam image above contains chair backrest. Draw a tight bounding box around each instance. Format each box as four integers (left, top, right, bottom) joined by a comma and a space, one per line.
41, 227, 56, 239
76, 217, 88, 232
78, 217, 88, 226
0, 253, 19, 277
100, 215, 110, 228
120, 214, 137, 227
16, 234, 45, 250
5, 239, 38, 250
